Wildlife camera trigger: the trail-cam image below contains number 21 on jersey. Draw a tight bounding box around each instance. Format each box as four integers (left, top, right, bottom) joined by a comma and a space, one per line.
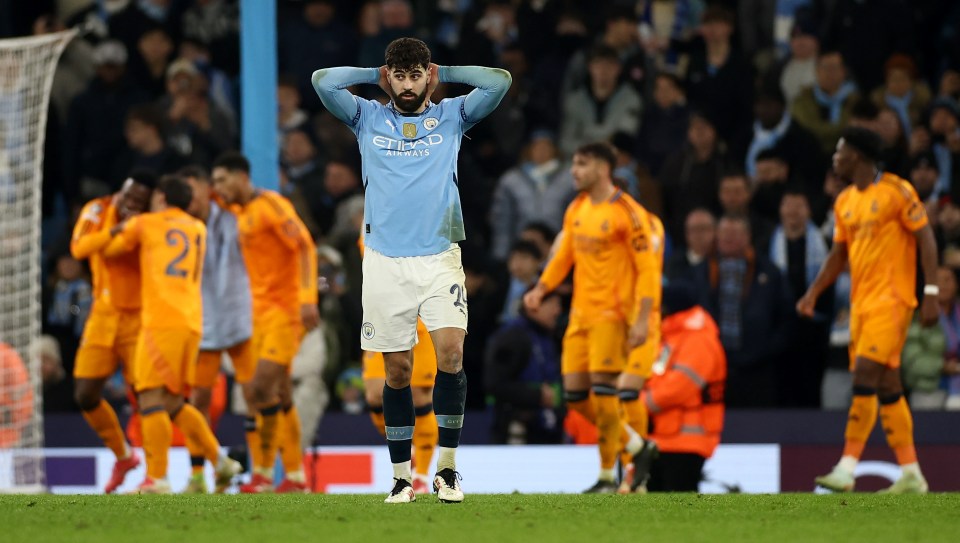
165, 228, 202, 281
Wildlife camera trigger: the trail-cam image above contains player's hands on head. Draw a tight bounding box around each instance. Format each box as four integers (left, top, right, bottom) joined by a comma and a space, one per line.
378, 65, 391, 97
627, 319, 649, 349
301, 303, 321, 331
427, 63, 440, 100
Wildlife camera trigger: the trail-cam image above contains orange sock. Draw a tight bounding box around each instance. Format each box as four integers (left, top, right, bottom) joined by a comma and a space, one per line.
621, 397, 649, 438
173, 404, 221, 465
413, 405, 439, 476
81, 399, 128, 460
184, 433, 205, 475
243, 415, 262, 470
140, 407, 171, 480
842, 390, 878, 459
280, 406, 303, 475
593, 389, 621, 471
258, 404, 282, 474
369, 407, 386, 437
880, 395, 917, 465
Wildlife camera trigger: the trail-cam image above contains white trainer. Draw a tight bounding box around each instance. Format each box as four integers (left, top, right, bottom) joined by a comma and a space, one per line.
384, 478, 416, 504
814, 465, 855, 492
433, 468, 464, 503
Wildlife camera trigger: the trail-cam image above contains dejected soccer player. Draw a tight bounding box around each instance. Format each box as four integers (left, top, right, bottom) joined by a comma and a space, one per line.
312, 37, 511, 503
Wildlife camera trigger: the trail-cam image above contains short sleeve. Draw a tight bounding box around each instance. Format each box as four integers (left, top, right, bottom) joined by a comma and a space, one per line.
897, 182, 928, 233
351, 98, 379, 136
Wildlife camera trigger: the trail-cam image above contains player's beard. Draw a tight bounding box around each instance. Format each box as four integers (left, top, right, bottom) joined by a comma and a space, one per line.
392, 87, 428, 113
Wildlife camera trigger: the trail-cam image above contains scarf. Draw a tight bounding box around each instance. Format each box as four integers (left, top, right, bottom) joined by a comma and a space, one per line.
884, 90, 914, 136
717, 257, 746, 350
813, 81, 857, 123
933, 141, 954, 197
769, 221, 828, 286
746, 112, 792, 177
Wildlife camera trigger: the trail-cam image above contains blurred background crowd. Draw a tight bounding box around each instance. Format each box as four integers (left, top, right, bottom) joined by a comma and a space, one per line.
5, 0, 960, 440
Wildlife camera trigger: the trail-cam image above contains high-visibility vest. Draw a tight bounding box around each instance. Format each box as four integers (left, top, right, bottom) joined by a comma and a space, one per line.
641, 306, 726, 458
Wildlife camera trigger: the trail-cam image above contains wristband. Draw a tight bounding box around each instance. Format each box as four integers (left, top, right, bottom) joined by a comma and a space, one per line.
924, 285, 940, 296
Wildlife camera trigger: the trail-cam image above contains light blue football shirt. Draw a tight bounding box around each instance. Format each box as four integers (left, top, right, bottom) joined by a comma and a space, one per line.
313, 66, 511, 257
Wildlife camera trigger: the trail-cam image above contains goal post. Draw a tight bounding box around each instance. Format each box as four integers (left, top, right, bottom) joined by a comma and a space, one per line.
0, 29, 75, 493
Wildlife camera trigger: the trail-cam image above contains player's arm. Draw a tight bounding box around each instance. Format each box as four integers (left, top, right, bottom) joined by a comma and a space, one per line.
102, 216, 143, 257
310, 66, 379, 126
70, 201, 115, 259
906, 199, 939, 327
797, 203, 849, 317
627, 212, 658, 349
524, 219, 574, 311
266, 199, 320, 328
439, 66, 512, 126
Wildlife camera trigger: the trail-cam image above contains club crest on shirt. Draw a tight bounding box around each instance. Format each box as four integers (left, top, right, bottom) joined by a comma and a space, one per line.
423, 117, 439, 131
402, 123, 417, 138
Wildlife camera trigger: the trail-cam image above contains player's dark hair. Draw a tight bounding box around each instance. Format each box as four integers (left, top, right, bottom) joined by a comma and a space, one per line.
841, 126, 883, 163
212, 151, 251, 174
178, 165, 209, 183
158, 175, 194, 210
385, 37, 430, 71
575, 142, 617, 174
509, 239, 543, 261
128, 169, 158, 189
521, 221, 557, 244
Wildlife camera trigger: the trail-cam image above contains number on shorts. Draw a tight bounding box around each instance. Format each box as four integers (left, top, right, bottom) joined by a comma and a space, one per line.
450, 283, 467, 308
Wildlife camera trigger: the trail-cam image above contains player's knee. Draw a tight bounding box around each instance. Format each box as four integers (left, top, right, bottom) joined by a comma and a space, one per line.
385, 363, 412, 387
250, 381, 275, 406
74, 382, 100, 411
437, 343, 464, 373
191, 388, 212, 411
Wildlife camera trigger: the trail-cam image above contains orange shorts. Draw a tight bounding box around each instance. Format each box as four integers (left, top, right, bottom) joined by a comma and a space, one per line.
252, 309, 304, 367
561, 320, 628, 375
74, 306, 141, 382
133, 327, 201, 394
849, 304, 913, 369
192, 340, 254, 388
362, 321, 437, 387
625, 314, 661, 379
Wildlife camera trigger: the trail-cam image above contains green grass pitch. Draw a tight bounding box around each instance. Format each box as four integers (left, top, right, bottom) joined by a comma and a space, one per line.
2, 494, 956, 543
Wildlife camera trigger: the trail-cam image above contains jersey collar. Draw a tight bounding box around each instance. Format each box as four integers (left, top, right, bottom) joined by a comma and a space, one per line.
389, 100, 434, 117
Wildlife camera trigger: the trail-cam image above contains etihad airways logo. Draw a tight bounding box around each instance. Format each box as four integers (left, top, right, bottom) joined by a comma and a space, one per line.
371, 134, 444, 157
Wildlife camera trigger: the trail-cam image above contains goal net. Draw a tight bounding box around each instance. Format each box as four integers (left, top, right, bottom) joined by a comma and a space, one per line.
0, 30, 74, 493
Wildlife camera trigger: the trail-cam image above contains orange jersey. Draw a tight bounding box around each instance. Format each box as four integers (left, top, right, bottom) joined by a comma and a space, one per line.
234, 190, 317, 321
70, 197, 141, 311
647, 213, 665, 313
833, 172, 927, 312
105, 208, 206, 332
540, 190, 659, 327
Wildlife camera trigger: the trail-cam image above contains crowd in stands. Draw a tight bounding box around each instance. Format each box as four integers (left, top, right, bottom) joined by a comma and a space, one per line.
6, 0, 960, 429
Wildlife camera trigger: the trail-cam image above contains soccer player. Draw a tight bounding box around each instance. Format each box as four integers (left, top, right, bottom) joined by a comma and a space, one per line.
104, 175, 241, 494
524, 142, 660, 494
797, 127, 937, 494
312, 37, 511, 503
181, 165, 254, 493
363, 320, 439, 495
70, 171, 154, 493
211, 152, 319, 493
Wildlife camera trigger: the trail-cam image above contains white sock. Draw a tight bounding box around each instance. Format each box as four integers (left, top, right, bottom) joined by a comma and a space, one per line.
599, 468, 616, 482
120, 442, 131, 461
413, 472, 429, 484
286, 470, 305, 483
393, 460, 412, 482
437, 447, 457, 471
837, 455, 858, 475
901, 462, 922, 477
623, 423, 644, 456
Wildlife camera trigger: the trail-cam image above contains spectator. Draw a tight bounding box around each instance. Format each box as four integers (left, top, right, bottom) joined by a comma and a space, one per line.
563, 7, 651, 101
792, 50, 861, 155
278, 74, 311, 137
111, 105, 187, 186
38, 335, 68, 413
750, 149, 793, 224
181, 0, 241, 76
43, 253, 91, 374
490, 131, 574, 261
500, 240, 543, 323
736, 0, 813, 62
481, 43, 533, 170
290, 326, 330, 448
746, 86, 825, 190
939, 67, 960, 103
718, 172, 774, 251
559, 45, 642, 157
692, 214, 793, 408
638, 73, 690, 176
517, 222, 556, 264
665, 208, 716, 281
64, 40, 149, 199
159, 59, 235, 167
178, 37, 238, 128
357, 0, 415, 69
770, 189, 832, 407
901, 266, 951, 410
316, 159, 362, 238
461, 248, 508, 408
875, 107, 911, 178
924, 98, 960, 199
109, 0, 183, 58
870, 54, 932, 138
938, 197, 960, 270
281, 129, 326, 231
638, 0, 705, 72
128, 26, 175, 99
940, 266, 960, 409
484, 289, 564, 445
684, 6, 753, 155
279, 0, 358, 111
772, 16, 819, 106
658, 110, 726, 242
611, 132, 643, 202
911, 152, 941, 204
277, 168, 321, 241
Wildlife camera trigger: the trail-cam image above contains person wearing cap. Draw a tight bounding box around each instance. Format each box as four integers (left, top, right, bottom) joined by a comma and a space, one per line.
626, 281, 726, 492
490, 130, 574, 262
798, 126, 938, 494
158, 57, 235, 167
65, 40, 149, 199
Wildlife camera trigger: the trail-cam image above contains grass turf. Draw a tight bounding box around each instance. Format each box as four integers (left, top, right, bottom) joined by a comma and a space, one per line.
2, 493, 956, 543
